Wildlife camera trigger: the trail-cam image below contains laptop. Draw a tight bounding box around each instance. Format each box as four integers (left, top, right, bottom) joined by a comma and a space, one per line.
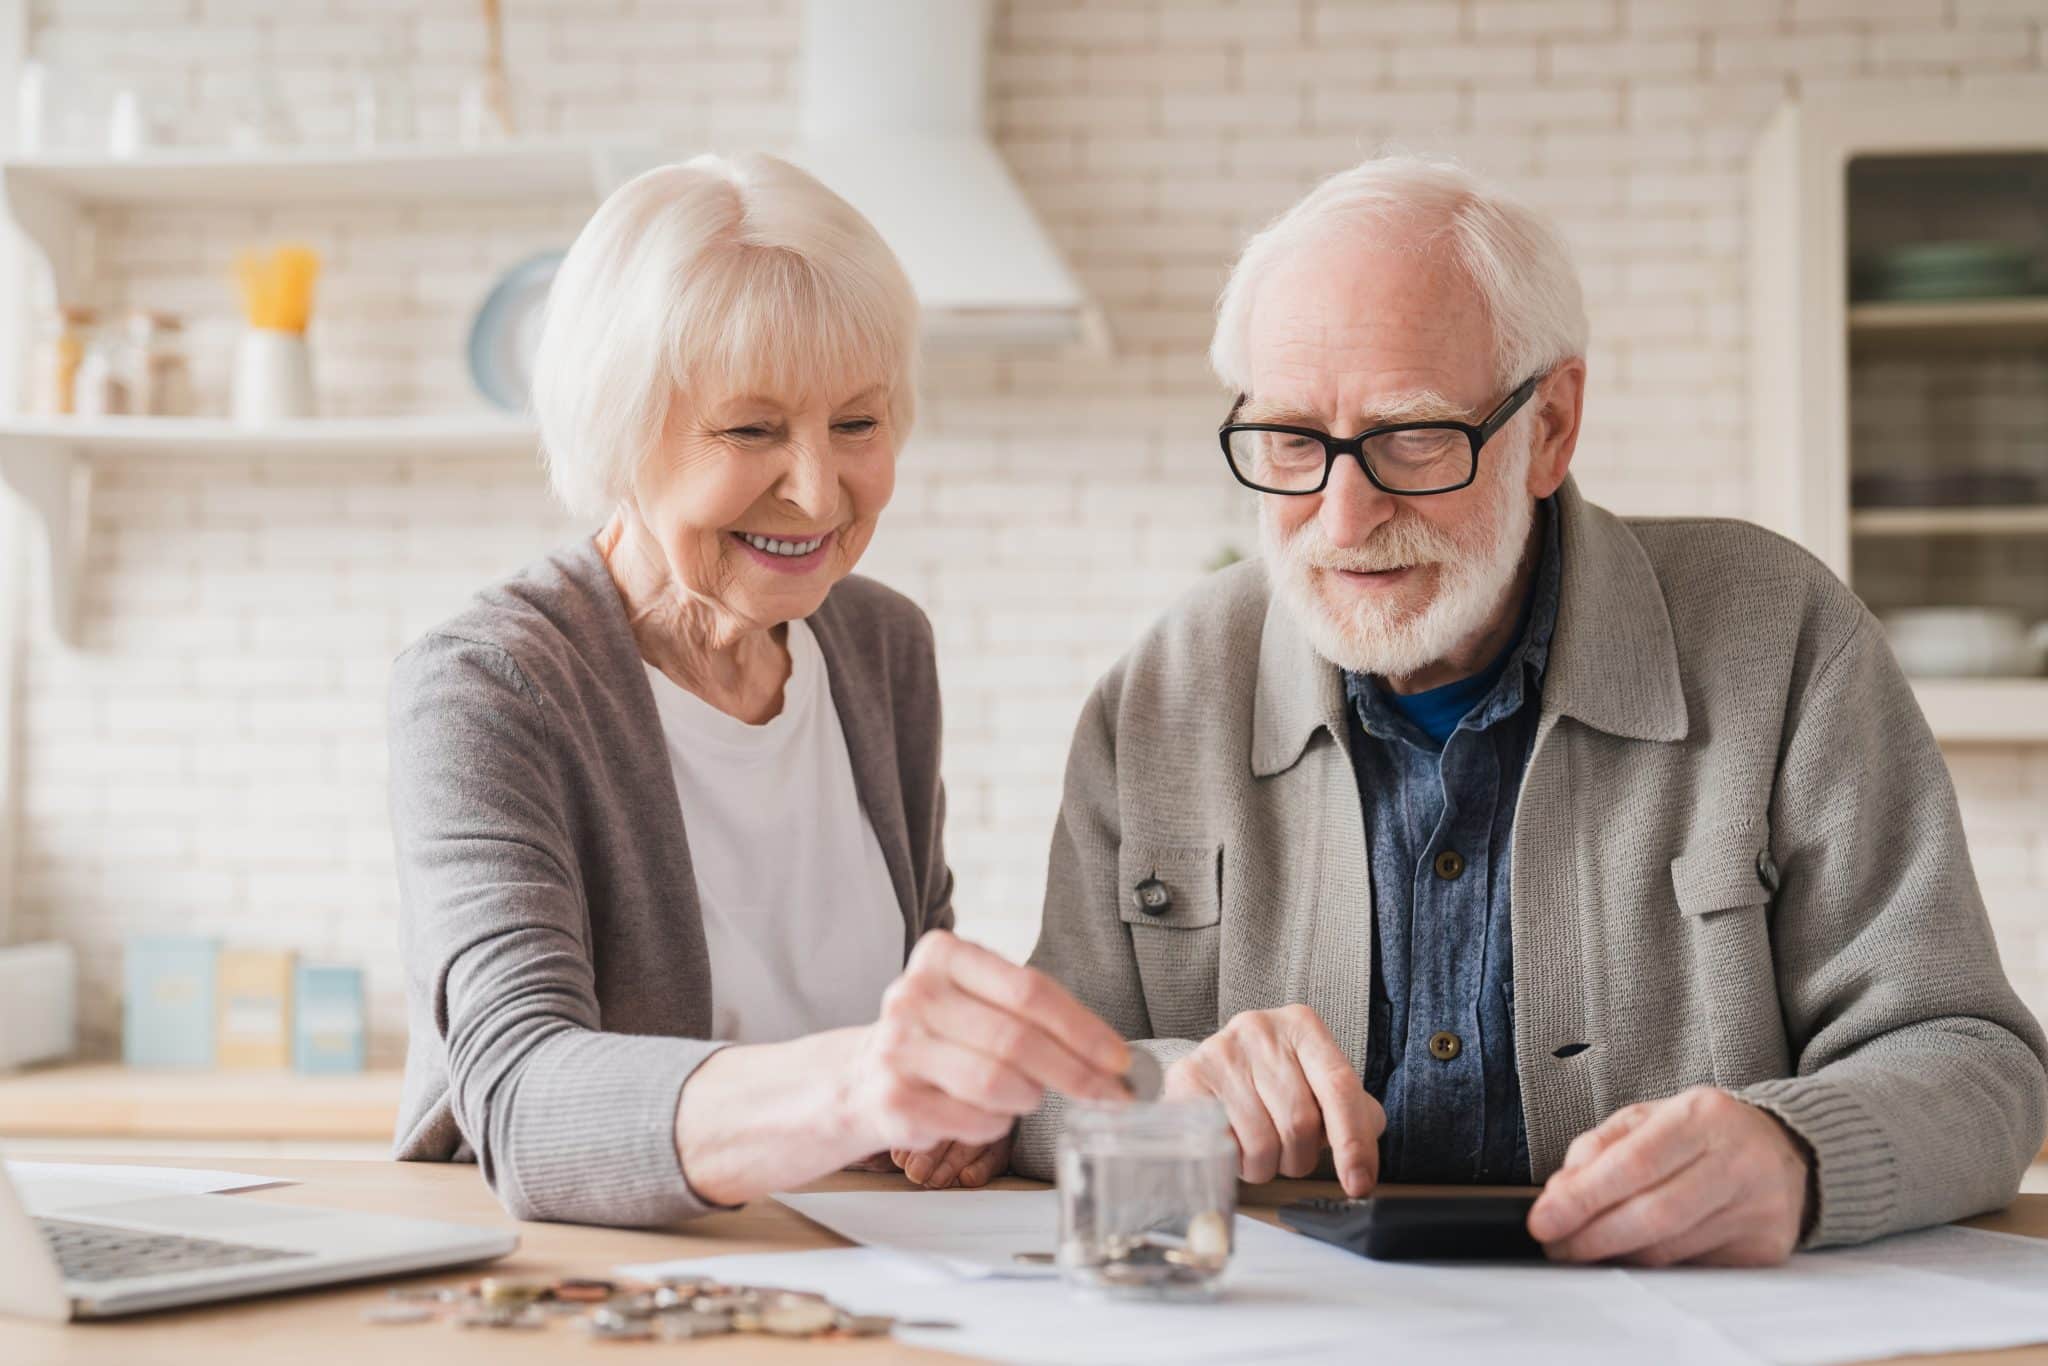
0, 1157, 516, 1321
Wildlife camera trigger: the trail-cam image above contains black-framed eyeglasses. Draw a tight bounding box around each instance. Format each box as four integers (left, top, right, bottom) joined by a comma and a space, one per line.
1218, 373, 1543, 496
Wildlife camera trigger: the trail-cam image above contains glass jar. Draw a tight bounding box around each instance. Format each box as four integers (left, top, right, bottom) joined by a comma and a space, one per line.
126, 311, 193, 417
1056, 1099, 1236, 1302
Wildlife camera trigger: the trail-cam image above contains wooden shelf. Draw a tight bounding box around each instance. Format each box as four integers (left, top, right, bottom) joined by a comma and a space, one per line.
0, 414, 537, 646
1849, 296, 2048, 352
0, 1064, 401, 1141
1853, 505, 2048, 536
1913, 678, 2048, 743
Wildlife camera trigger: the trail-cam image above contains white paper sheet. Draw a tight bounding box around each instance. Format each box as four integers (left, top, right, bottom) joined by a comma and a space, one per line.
1625, 1224, 2048, 1366
775, 1188, 1064, 1277
629, 1191, 1755, 1366
6, 1161, 295, 1211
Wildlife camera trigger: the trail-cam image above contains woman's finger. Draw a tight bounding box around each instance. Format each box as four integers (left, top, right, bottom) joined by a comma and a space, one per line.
914, 934, 1131, 1080
958, 1138, 1011, 1188
887, 1027, 1045, 1116
913, 1140, 965, 1189
912, 982, 1127, 1103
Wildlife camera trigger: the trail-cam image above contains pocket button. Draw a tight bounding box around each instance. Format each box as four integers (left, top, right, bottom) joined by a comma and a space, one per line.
1133, 876, 1173, 916
1755, 848, 1780, 895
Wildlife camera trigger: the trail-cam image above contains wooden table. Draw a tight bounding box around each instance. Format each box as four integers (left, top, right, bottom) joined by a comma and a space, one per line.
4, 1156, 2047, 1365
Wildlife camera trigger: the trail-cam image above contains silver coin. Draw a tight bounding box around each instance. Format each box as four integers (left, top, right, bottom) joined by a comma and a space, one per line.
584, 1316, 654, 1341
760, 1297, 840, 1338
1123, 1049, 1163, 1101
361, 1303, 434, 1325
655, 1309, 735, 1340
841, 1314, 896, 1337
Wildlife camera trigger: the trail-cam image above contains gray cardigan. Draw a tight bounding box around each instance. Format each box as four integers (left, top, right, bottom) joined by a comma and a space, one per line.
388, 541, 953, 1226
1015, 478, 2048, 1249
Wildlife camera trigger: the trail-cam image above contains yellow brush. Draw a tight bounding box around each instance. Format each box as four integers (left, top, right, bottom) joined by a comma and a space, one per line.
234, 244, 321, 333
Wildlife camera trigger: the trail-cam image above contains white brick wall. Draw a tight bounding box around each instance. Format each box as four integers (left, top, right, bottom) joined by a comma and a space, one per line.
10, 0, 2048, 1065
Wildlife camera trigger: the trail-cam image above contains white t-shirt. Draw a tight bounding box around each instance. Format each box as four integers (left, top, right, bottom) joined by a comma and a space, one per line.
643, 619, 905, 1045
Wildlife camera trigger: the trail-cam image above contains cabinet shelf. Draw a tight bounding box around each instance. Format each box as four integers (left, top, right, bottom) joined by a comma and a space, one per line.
0, 415, 538, 646
1849, 296, 2048, 352
1852, 505, 2048, 536
0, 138, 662, 300
1911, 679, 2048, 743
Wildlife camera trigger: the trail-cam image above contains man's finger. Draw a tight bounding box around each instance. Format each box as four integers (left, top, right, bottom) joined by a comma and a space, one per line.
1618, 1200, 1755, 1268
928, 936, 1131, 1077
894, 1030, 1045, 1116
1544, 1155, 1727, 1263
1291, 1022, 1381, 1196
1529, 1100, 1708, 1243
958, 1140, 1009, 1188
1197, 1055, 1286, 1184
1561, 1103, 1652, 1172
1244, 1044, 1324, 1179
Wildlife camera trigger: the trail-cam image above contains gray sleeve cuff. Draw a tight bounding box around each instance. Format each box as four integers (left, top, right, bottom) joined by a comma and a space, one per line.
493, 1031, 735, 1226
1012, 1038, 1201, 1180
1738, 1074, 1898, 1249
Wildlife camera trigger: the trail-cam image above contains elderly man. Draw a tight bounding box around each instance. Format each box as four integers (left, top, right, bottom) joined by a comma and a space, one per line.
1008, 155, 2047, 1265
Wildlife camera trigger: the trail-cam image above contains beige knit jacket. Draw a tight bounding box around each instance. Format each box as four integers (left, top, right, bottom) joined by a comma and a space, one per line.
1014, 477, 2048, 1249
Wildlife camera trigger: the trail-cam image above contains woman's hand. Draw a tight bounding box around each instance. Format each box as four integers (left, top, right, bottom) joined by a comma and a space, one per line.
892, 1134, 1013, 1190
842, 931, 1132, 1156
675, 932, 1127, 1208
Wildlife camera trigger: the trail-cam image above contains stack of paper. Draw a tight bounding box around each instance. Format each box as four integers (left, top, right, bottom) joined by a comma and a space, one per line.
618, 1189, 2048, 1366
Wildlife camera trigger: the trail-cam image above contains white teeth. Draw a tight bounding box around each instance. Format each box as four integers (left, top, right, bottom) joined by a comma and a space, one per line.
740, 531, 825, 557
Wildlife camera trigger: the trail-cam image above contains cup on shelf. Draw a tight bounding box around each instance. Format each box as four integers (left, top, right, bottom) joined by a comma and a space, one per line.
1881, 607, 2048, 678
231, 327, 315, 425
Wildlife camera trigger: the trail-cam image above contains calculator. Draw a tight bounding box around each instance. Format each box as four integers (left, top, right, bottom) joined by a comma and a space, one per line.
1277, 1188, 1544, 1261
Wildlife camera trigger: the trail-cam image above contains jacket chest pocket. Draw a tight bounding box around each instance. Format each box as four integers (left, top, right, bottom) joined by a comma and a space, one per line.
1117, 842, 1221, 1040
1670, 821, 1789, 1084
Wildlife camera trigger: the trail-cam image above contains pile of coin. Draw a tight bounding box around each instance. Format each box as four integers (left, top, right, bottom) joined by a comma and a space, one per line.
1067, 1208, 1233, 1291
363, 1273, 946, 1342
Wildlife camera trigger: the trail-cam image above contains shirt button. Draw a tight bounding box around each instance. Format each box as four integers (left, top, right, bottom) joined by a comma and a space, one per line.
1132, 877, 1172, 916
1433, 849, 1466, 881
1756, 847, 1781, 895
1428, 1030, 1462, 1061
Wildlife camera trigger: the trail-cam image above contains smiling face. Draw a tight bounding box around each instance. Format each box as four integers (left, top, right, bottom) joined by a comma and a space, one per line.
629, 378, 898, 636
1246, 228, 1559, 683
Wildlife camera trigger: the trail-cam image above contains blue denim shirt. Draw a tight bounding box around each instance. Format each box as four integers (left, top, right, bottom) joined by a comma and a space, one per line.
1342, 498, 1561, 1184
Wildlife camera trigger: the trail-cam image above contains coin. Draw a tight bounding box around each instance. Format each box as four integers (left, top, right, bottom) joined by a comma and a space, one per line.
477, 1277, 546, 1308
1011, 1250, 1056, 1265
1123, 1049, 1163, 1101
655, 1309, 734, 1340
457, 1304, 545, 1330
554, 1277, 615, 1303
840, 1313, 896, 1337
361, 1303, 434, 1325
584, 1315, 654, 1341
1184, 1209, 1231, 1267
760, 1296, 840, 1337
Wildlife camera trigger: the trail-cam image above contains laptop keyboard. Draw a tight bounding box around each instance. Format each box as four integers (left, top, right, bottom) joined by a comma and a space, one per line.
36, 1216, 310, 1283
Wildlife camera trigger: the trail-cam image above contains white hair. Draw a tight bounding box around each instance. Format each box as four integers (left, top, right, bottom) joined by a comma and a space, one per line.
1209, 153, 1587, 395
532, 152, 921, 519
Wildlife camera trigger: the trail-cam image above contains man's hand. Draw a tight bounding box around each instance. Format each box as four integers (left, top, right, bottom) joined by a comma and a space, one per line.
1528, 1086, 1812, 1266
1163, 1005, 1384, 1196
891, 1134, 1012, 1190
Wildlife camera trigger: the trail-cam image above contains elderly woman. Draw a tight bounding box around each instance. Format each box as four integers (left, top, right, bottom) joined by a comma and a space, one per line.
388, 153, 1131, 1227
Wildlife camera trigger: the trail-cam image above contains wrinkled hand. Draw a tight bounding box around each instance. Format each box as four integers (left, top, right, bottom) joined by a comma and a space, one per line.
891, 1134, 1013, 1190
1164, 1005, 1384, 1197
843, 931, 1130, 1156
1528, 1086, 1811, 1266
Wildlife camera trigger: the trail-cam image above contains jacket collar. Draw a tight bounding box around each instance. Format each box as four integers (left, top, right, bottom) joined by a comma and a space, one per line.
1250, 476, 1688, 777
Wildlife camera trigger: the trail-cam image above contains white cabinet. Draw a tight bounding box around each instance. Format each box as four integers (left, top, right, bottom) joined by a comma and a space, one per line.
1748, 97, 2048, 742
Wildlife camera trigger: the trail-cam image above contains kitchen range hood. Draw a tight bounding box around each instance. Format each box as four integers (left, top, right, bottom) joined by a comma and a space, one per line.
787, 0, 1107, 350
